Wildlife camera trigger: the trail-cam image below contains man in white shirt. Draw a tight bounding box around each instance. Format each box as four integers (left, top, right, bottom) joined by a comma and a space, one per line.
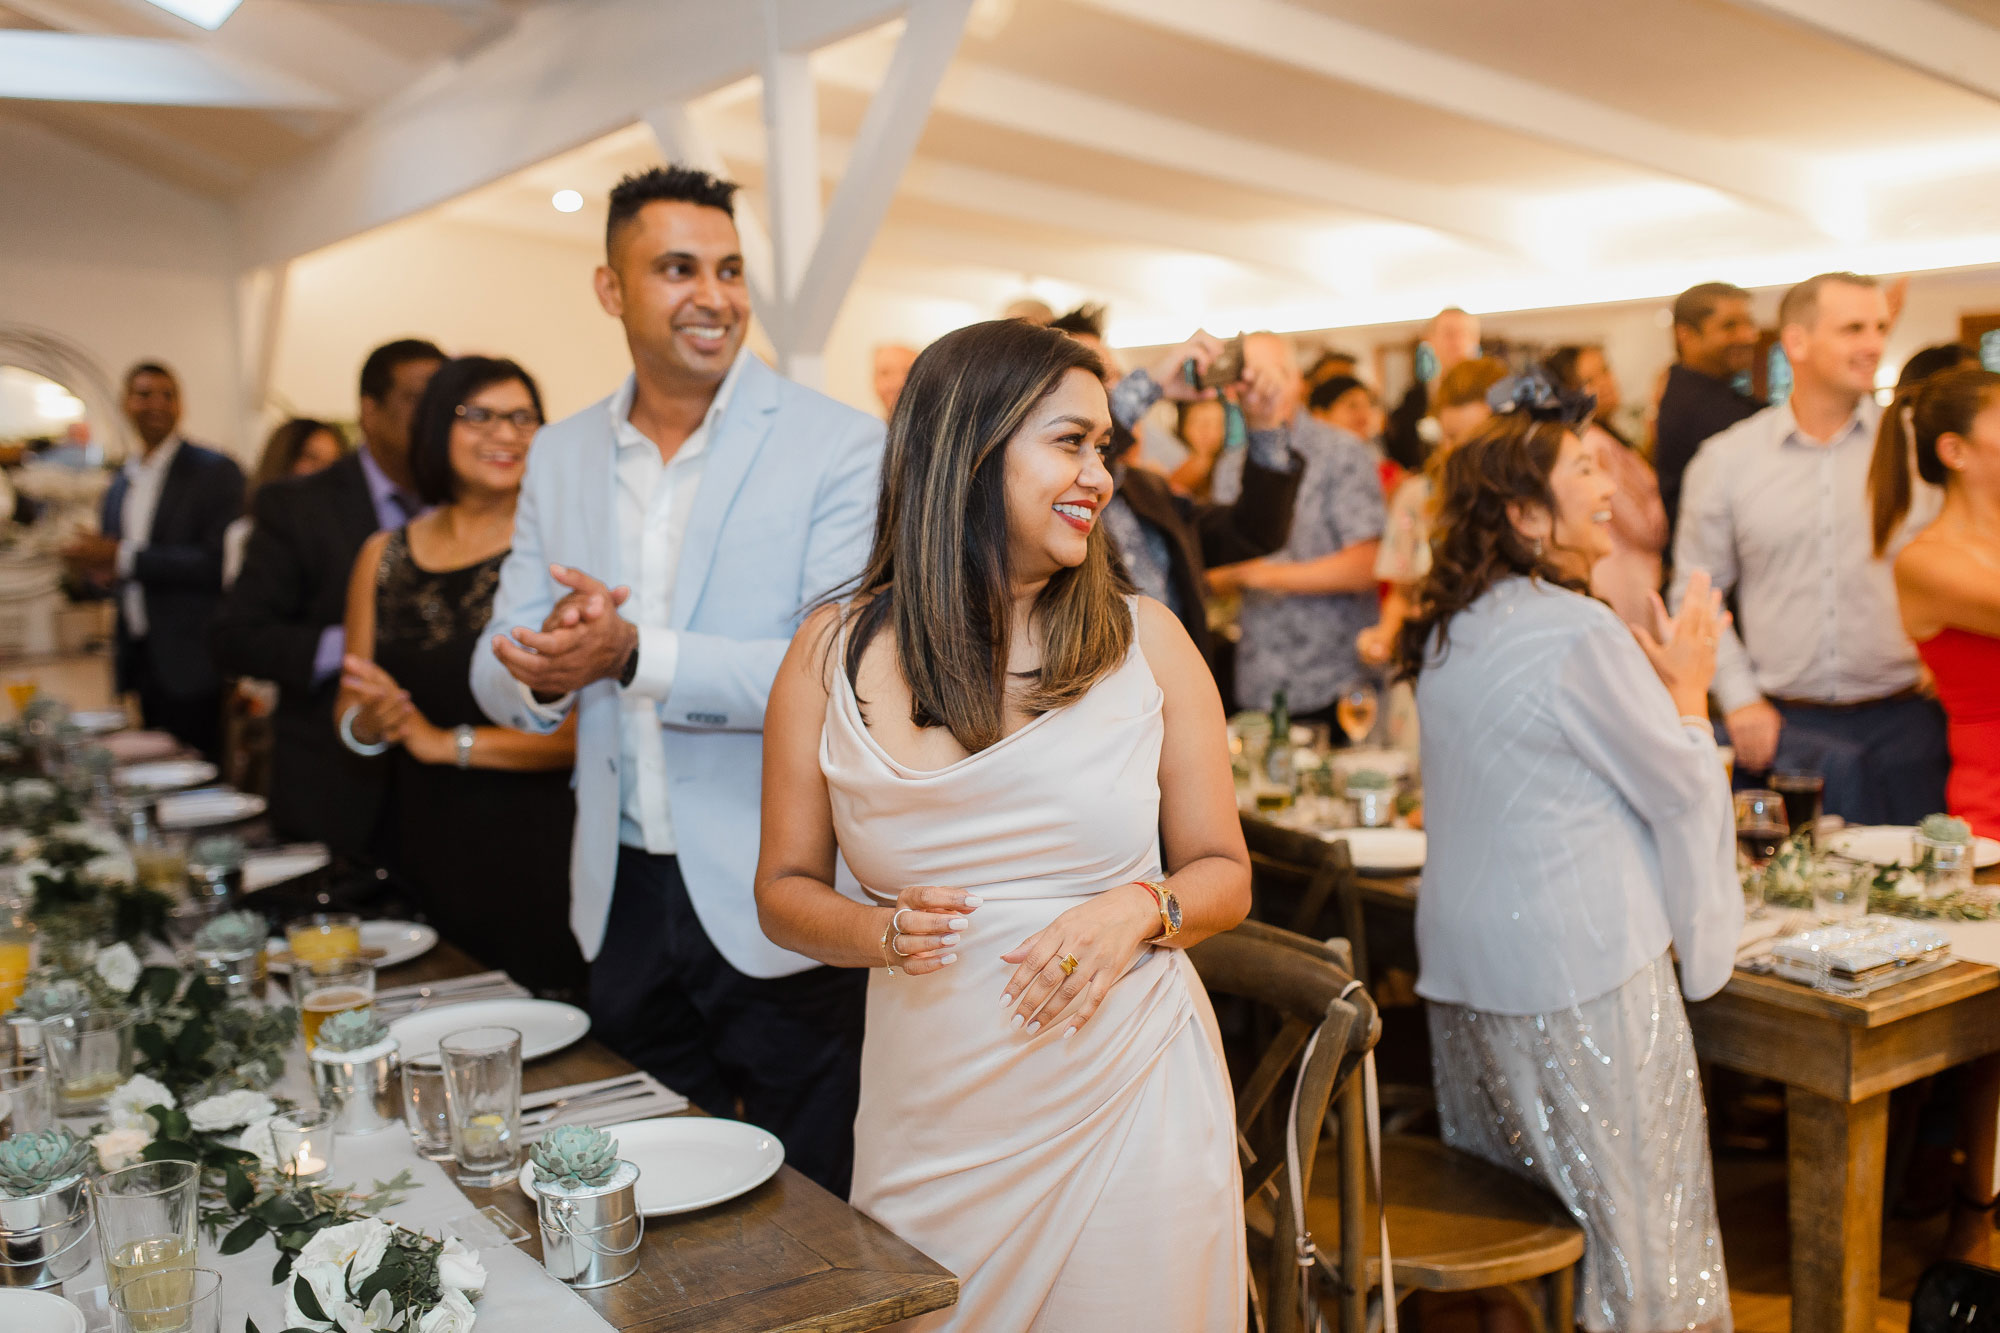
471, 167, 883, 1196
1670, 272, 1947, 823
66, 363, 243, 757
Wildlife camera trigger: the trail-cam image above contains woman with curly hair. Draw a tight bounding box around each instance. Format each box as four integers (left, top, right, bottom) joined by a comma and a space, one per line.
1397, 384, 1742, 1331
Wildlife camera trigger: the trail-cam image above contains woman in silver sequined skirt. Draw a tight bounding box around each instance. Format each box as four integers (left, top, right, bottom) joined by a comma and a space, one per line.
1395, 391, 1744, 1332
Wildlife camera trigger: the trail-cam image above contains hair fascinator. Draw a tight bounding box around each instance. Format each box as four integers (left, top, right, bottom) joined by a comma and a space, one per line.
1485, 369, 1596, 429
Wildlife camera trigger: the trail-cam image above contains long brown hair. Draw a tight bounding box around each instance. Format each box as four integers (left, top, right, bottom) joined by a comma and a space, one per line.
1868, 364, 2000, 556
835, 319, 1133, 753
1394, 413, 1588, 679
250, 417, 343, 499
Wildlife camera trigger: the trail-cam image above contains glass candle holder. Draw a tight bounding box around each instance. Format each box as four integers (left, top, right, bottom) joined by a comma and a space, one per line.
91, 1160, 200, 1311
43, 1009, 136, 1115
1915, 833, 1975, 899
297, 959, 375, 1052
0, 1061, 52, 1136
1810, 862, 1869, 924
269, 1108, 338, 1187
440, 1025, 522, 1188
400, 1059, 453, 1162
286, 913, 362, 965
110, 1263, 223, 1333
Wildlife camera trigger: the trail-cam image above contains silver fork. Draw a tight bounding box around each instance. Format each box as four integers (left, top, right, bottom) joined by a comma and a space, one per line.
520, 1076, 652, 1128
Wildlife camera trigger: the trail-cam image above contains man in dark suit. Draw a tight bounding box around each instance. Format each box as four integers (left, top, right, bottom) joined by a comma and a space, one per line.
66, 363, 243, 757
213, 339, 443, 856
1653, 282, 1763, 552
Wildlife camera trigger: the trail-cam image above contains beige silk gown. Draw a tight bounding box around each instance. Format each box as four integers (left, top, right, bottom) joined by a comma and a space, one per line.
821, 618, 1247, 1332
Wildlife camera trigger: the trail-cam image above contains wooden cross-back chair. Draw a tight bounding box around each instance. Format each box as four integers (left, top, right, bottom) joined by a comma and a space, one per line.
1240, 816, 1369, 983
1190, 918, 1380, 1333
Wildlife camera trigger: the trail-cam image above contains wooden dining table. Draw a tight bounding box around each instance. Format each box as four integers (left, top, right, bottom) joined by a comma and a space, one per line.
379, 940, 958, 1333
1338, 855, 2000, 1333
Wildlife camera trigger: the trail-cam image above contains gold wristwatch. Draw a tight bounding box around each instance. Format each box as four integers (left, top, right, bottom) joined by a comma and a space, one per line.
1135, 879, 1182, 944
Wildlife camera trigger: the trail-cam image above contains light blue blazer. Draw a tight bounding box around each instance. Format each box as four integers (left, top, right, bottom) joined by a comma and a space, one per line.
470, 355, 884, 977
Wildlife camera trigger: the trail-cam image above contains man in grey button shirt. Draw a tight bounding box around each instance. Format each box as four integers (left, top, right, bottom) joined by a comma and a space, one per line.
1669, 271, 1946, 823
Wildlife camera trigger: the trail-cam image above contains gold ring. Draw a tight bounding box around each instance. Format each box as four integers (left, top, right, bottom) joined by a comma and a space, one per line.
1059, 954, 1079, 977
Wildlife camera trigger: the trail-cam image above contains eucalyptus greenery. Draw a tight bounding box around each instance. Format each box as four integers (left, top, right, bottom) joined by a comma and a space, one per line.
1748, 828, 1999, 922
129, 966, 298, 1101
27, 838, 172, 950
211, 1170, 419, 1284
0, 1125, 93, 1196
529, 1124, 620, 1189
312, 1007, 388, 1053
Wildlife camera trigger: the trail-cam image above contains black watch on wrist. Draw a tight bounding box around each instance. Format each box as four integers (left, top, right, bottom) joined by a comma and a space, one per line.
617, 638, 640, 689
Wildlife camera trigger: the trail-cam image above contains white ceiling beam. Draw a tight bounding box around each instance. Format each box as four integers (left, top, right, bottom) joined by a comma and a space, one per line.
1727, 0, 2000, 106
1070, 0, 1824, 231
808, 39, 1531, 256
0, 31, 342, 108
760, 44, 821, 314
643, 102, 783, 345
236, 0, 907, 267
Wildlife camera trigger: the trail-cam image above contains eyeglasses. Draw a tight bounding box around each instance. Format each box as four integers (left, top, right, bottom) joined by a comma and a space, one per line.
454, 405, 542, 431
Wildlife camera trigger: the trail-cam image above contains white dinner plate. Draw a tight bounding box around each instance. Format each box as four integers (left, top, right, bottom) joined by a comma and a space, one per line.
1826, 825, 2000, 869
101, 730, 179, 762
270, 920, 436, 973
389, 998, 589, 1062
520, 1117, 783, 1216
115, 759, 217, 791
155, 789, 266, 829
70, 708, 128, 735
0, 1289, 87, 1333
242, 845, 331, 892
1323, 826, 1427, 875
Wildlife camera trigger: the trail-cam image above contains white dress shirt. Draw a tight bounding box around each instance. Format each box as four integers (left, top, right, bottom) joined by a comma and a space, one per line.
1670, 397, 1937, 714
114, 435, 183, 638
1413, 577, 1742, 1015
523, 354, 744, 852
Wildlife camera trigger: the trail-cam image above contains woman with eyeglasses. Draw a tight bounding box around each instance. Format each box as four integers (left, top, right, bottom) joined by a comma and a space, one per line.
335, 355, 585, 999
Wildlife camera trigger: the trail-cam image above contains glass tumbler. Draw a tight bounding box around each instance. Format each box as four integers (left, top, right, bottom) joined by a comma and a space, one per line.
0, 1062, 52, 1135
44, 1009, 136, 1115
1916, 832, 1975, 899
1810, 862, 1869, 924
440, 1025, 522, 1188
92, 1160, 200, 1315
400, 1059, 453, 1162
286, 912, 363, 965
110, 1264, 222, 1333
297, 959, 375, 1052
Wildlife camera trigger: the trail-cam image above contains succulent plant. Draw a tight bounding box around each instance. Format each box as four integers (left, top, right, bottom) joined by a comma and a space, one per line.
313, 1007, 388, 1052
1345, 769, 1393, 791
189, 835, 245, 870
20, 698, 67, 727
193, 910, 267, 955
1921, 813, 1973, 845
0, 1127, 92, 1197
529, 1124, 621, 1189
11, 976, 84, 1022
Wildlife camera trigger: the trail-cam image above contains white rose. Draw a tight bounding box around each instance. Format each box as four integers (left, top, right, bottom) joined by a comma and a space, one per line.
91, 1127, 151, 1171
295, 1217, 392, 1287
85, 852, 135, 886
435, 1237, 486, 1295
94, 941, 141, 994
417, 1287, 477, 1333
11, 779, 55, 804
106, 1073, 175, 1132
187, 1089, 276, 1133
283, 1258, 356, 1333
235, 1115, 279, 1168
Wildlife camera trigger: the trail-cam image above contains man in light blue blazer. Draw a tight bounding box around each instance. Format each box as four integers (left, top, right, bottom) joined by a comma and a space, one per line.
470, 166, 883, 1195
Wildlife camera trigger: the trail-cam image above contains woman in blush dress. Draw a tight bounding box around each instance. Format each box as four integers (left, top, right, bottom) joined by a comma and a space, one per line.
756, 319, 1251, 1331
1397, 377, 1741, 1332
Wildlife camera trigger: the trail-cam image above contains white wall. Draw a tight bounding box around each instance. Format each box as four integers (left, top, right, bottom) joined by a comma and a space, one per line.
0, 116, 241, 459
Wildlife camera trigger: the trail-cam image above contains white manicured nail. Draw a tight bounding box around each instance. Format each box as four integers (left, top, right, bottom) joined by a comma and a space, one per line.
963, 895, 984, 907
1000, 992, 1013, 1006
940, 953, 957, 966
1063, 1026, 1077, 1039
947, 918, 968, 931
941, 934, 960, 946
1010, 1014, 1025, 1030
1027, 1021, 1040, 1035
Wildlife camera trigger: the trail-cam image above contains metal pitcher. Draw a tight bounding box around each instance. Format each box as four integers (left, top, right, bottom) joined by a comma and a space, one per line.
533, 1161, 643, 1288
0, 1172, 92, 1288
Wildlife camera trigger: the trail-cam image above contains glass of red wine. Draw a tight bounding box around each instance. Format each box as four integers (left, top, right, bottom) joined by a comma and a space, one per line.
1771, 771, 1825, 851
1734, 788, 1790, 918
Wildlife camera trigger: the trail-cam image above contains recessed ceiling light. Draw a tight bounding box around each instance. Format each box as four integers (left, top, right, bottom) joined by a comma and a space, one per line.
551, 190, 583, 214
141, 0, 245, 29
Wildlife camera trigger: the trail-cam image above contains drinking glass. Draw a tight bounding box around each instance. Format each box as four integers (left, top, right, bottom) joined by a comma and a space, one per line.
1733, 788, 1789, 918
400, 1059, 454, 1162
297, 959, 375, 1052
0, 903, 33, 1014
1915, 832, 1975, 900
92, 1160, 199, 1318
4, 677, 39, 718
1810, 862, 1869, 924
44, 1008, 136, 1114
440, 1026, 522, 1188
0, 1062, 51, 1135
1335, 687, 1379, 746
287, 912, 363, 964
1772, 771, 1826, 849
110, 1264, 222, 1333
269, 1108, 337, 1186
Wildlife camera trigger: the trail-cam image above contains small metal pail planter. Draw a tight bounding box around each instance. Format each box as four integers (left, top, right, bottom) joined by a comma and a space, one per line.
1348, 785, 1395, 829
0, 1172, 92, 1288
533, 1161, 643, 1289
310, 1041, 401, 1135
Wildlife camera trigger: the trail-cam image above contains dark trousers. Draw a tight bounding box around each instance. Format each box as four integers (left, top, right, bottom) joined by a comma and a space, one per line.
589, 848, 867, 1198
132, 658, 221, 759
1762, 695, 1950, 825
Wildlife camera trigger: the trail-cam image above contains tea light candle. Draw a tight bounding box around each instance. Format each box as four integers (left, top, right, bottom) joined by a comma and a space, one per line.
271, 1109, 337, 1186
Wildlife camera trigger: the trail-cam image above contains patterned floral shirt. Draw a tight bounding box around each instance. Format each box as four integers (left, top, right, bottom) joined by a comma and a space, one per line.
1212, 415, 1386, 713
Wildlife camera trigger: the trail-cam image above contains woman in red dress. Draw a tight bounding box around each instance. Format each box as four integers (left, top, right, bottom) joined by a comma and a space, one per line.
1871, 363, 2000, 841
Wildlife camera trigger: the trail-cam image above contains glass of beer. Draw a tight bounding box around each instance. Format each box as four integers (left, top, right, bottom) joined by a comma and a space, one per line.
287, 913, 363, 965
92, 1160, 200, 1331
298, 959, 375, 1052
1772, 770, 1826, 850
43, 1009, 135, 1114
111, 1266, 222, 1333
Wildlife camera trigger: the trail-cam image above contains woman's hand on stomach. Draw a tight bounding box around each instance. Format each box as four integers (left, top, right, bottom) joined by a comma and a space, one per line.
999, 883, 1159, 1038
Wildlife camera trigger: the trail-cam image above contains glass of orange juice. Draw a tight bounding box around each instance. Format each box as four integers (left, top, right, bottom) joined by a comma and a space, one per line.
298, 959, 374, 1052
3, 677, 38, 719
287, 913, 362, 965
0, 927, 32, 1016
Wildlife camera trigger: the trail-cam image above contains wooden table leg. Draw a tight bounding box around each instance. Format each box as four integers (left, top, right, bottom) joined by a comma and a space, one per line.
1786, 1087, 1889, 1333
